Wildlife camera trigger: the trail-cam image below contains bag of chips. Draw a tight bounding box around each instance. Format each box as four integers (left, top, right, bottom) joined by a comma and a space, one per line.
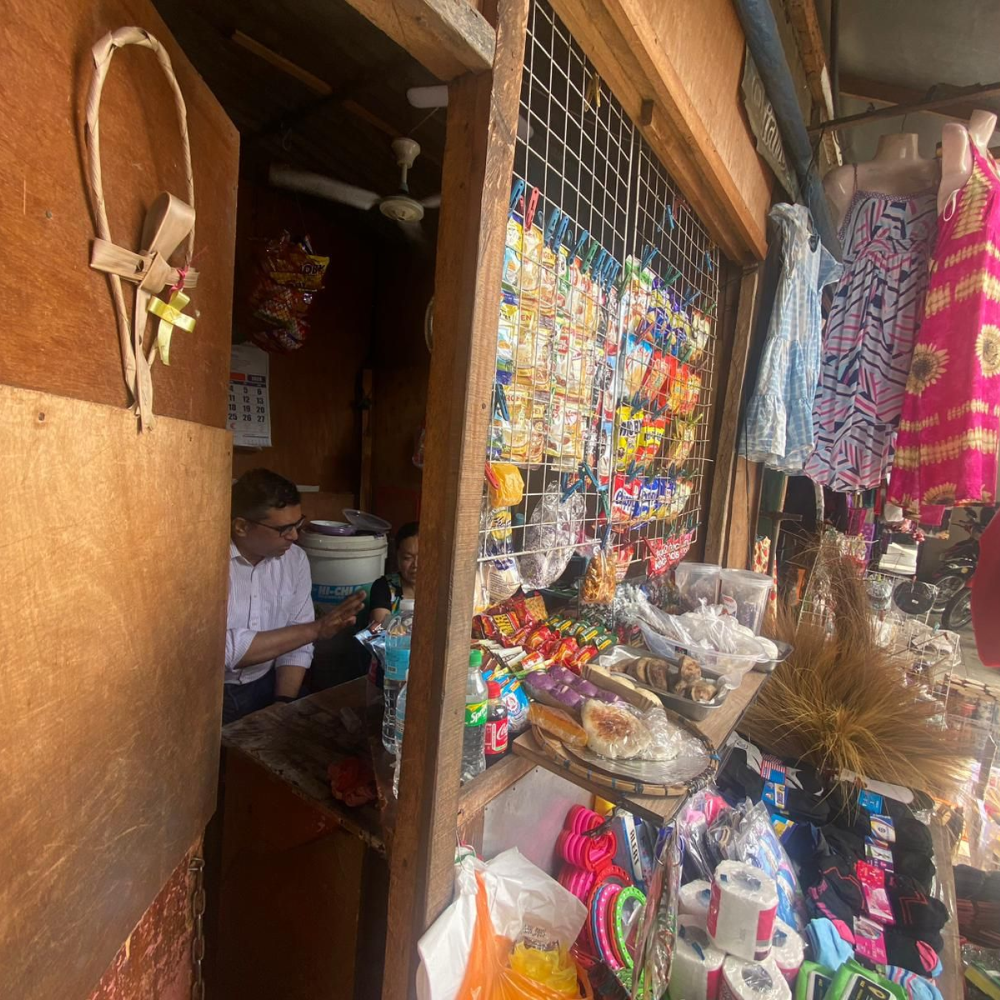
248, 233, 329, 353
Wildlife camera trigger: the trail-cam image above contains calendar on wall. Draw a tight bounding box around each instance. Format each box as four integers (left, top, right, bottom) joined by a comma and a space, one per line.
228, 343, 271, 448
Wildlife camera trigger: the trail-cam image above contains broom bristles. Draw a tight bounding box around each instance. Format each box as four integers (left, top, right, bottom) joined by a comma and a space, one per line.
743, 550, 972, 798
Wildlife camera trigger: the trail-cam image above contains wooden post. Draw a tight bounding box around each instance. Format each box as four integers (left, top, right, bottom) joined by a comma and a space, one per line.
703, 267, 759, 565
381, 0, 529, 996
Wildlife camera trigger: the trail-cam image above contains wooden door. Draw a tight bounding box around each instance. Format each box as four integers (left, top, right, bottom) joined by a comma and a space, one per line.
0, 1, 239, 998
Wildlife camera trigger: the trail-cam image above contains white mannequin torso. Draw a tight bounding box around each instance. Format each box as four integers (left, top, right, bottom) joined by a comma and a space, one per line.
823, 133, 939, 231
938, 110, 999, 215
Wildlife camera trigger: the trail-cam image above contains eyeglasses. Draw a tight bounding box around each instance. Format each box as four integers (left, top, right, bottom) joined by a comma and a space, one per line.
248, 516, 307, 538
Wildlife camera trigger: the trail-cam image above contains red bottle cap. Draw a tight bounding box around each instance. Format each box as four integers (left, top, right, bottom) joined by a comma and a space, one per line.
487, 681, 502, 698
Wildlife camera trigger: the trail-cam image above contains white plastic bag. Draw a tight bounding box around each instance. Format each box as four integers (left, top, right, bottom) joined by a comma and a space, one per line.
416, 849, 587, 1000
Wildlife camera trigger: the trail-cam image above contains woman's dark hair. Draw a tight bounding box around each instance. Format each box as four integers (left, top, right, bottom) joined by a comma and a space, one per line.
232, 469, 300, 521
396, 521, 419, 546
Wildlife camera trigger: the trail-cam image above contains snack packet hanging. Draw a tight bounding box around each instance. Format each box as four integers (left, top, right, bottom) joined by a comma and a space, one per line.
496, 291, 518, 385
482, 504, 521, 601
580, 549, 617, 606
615, 403, 644, 472
248, 233, 329, 354
610, 474, 641, 531
506, 386, 547, 466
622, 334, 653, 398
637, 411, 667, 466
666, 416, 699, 466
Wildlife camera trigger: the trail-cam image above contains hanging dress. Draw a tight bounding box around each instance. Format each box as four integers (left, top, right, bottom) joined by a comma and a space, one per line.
743, 203, 843, 472
889, 142, 1000, 517
803, 171, 937, 491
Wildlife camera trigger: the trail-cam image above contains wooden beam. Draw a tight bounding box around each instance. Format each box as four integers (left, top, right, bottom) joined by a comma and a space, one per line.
231, 30, 333, 94
703, 267, 759, 565
811, 78, 1000, 134
342, 0, 496, 80
551, 0, 769, 262
380, 0, 529, 996
785, 0, 840, 165
840, 72, 1000, 125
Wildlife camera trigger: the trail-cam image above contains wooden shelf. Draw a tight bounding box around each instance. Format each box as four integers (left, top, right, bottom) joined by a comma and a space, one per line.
512, 670, 769, 825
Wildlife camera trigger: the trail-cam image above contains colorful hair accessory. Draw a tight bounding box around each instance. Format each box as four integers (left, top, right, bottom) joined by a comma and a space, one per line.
591, 883, 623, 971
612, 886, 646, 970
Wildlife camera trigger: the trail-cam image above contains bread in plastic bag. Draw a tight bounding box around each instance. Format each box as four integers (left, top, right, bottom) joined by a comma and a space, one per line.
519, 483, 585, 591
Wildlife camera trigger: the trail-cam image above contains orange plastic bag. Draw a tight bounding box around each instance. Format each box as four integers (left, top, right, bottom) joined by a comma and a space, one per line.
457, 872, 593, 1000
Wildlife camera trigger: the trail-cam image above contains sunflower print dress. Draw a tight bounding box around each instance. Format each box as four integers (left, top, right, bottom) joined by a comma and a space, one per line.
889, 141, 1000, 518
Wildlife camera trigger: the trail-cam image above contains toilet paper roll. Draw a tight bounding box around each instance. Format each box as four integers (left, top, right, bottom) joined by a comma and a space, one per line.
770, 919, 804, 983
680, 879, 713, 926
667, 915, 725, 1000
718, 956, 791, 1000
707, 861, 779, 962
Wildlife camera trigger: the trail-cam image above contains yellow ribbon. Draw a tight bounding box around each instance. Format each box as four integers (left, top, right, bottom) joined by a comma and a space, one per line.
147, 290, 196, 365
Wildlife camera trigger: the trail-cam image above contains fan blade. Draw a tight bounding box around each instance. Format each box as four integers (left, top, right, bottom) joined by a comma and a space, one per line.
268, 164, 380, 211
420, 193, 442, 209
396, 220, 426, 244
406, 85, 448, 109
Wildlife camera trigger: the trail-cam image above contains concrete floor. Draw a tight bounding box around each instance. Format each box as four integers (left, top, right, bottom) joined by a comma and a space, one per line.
955, 624, 1000, 687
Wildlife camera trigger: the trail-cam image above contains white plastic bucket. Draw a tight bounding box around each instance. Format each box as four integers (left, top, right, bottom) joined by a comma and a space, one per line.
298, 525, 388, 611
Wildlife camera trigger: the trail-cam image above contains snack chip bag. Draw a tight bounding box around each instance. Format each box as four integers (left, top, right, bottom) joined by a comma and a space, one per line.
615, 403, 644, 471
496, 291, 518, 385
637, 411, 668, 465
622, 333, 653, 398
580, 549, 617, 605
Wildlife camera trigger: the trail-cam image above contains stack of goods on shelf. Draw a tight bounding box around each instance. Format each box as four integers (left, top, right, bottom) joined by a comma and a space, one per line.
555, 805, 652, 996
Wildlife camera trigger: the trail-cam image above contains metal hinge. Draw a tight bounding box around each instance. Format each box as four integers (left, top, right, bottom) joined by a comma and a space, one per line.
189, 856, 206, 1000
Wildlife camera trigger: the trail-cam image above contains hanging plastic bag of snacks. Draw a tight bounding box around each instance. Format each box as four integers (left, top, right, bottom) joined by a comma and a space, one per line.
481, 501, 521, 602
248, 233, 329, 354
519, 483, 585, 591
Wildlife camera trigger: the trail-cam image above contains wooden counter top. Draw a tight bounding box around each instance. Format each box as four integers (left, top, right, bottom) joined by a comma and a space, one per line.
222, 678, 543, 855
512, 669, 769, 824
222, 677, 386, 852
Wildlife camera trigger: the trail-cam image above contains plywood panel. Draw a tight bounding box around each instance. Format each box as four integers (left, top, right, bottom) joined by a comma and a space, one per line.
0, 0, 238, 427
86, 841, 202, 1000
0, 385, 232, 1000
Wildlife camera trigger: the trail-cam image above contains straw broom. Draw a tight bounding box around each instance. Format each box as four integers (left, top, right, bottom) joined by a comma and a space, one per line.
741, 550, 972, 798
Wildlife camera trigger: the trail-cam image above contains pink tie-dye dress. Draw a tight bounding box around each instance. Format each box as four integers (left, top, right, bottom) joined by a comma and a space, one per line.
889, 143, 1000, 519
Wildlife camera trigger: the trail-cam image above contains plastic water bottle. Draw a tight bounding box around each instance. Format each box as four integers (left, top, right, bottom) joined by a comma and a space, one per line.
392, 681, 407, 798
461, 649, 487, 783
382, 599, 415, 753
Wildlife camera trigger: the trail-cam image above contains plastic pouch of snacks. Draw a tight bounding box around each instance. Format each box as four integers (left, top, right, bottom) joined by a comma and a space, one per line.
248, 233, 329, 353
580, 549, 617, 607
482, 505, 521, 601
615, 404, 644, 472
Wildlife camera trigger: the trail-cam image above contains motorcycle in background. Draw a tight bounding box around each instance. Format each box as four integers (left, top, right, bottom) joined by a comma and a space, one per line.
929, 507, 994, 612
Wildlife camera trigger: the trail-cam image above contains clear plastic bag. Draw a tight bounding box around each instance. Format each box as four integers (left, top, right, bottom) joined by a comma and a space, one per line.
417, 849, 590, 1000
733, 801, 808, 932
631, 824, 681, 999
482, 503, 521, 601
519, 484, 584, 591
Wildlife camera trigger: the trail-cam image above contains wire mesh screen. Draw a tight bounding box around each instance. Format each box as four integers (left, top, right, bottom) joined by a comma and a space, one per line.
479, 0, 722, 598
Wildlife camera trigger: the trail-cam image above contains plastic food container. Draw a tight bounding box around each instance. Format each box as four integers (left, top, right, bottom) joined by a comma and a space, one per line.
719, 569, 773, 634
639, 623, 764, 679
752, 639, 794, 673
674, 562, 722, 611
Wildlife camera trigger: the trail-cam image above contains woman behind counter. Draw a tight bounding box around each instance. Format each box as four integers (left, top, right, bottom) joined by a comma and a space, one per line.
369, 521, 418, 626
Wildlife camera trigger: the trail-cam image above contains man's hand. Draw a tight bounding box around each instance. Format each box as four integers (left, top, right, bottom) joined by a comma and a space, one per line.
315, 591, 367, 641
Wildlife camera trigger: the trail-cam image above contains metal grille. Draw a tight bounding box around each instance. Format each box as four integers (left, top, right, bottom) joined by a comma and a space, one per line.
479, 0, 722, 591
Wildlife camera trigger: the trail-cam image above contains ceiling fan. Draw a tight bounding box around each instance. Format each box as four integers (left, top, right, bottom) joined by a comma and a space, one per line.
269, 137, 440, 239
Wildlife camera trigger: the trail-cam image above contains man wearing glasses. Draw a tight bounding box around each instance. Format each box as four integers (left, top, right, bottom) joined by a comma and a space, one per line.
224, 469, 365, 724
